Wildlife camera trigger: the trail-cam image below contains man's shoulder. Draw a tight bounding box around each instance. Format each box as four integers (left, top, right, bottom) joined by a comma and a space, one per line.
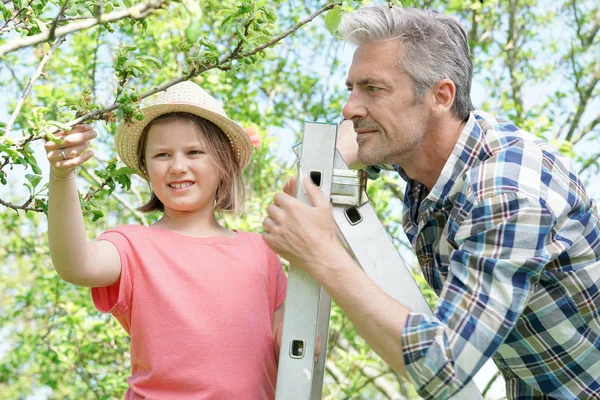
464, 111, 578, 203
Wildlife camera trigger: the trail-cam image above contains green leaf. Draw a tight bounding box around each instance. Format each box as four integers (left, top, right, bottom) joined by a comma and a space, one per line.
324, 7, 343, 36
138, 55, 162, 68
89, 209, 104, 222
112, 167, 137, 176
185, 19, 203, 43
34, 18, 47, 32
25, 174, 42, 189
46, 121, 72, 131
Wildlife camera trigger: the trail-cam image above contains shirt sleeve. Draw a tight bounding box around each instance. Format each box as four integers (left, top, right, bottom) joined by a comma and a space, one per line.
402, 192, 561, 398
91, 230, 134, 321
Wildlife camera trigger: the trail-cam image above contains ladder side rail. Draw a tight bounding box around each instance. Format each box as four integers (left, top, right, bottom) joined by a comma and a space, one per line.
275, 123, 337, 400
309, 290, 332, 399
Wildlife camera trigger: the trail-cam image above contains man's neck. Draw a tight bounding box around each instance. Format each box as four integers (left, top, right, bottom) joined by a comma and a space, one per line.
402, 115, 467, 192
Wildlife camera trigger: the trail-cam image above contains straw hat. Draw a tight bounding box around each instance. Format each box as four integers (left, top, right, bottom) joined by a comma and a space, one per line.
114, 81, 253, 177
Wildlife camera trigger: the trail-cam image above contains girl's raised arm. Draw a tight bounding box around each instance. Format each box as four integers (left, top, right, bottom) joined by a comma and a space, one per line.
45, 124, 121, 288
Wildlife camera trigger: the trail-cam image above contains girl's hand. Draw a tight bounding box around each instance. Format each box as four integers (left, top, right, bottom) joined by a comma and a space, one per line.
44, 124, 97, 179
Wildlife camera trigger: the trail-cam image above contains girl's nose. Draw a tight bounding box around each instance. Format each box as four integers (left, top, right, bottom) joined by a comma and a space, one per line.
169, 155, 188, 174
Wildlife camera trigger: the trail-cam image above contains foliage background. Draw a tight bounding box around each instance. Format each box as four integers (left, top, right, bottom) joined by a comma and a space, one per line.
0, 0, 598, 399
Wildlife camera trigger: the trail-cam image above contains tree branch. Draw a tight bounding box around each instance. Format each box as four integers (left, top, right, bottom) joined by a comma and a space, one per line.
0, 197, 43, 213
505, 0, 524, 120
5, 36, 67, 137
586, 8, 600, 48
47, 0, 70, 42
239, 1, 341, 58
333, 334, 403, 399
0, 0, 34, 35
565, 63, 600, 142
80, 165, 149, 226
572, 113, 600, 145
3, 1, 340, 148
0, 0, 167, 57
1, 58, 25, 91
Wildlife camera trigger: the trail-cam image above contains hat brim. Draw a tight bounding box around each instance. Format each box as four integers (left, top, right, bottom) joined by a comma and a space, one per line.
115, 103, 253, 177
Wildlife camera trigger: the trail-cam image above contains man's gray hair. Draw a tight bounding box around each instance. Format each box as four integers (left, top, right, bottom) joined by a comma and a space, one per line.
339, 5, 474, 120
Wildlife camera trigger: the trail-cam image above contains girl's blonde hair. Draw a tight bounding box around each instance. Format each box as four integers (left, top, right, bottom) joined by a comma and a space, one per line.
137, 112, 245, 213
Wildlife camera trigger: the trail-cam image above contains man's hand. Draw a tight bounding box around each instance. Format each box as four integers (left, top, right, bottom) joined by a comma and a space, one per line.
263, 178, 339, 278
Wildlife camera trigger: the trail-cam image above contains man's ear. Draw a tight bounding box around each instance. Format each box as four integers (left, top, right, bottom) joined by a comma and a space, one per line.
430, 79, 456, 115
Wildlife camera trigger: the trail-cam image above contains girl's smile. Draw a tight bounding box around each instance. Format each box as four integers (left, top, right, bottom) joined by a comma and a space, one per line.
144, 117, 222, 215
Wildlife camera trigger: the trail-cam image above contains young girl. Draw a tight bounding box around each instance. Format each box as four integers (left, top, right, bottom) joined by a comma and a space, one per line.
45, 81, 287, 399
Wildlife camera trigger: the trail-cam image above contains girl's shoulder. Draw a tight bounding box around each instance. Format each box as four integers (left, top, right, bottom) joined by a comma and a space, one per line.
236, 230, 278, 259
235, 230, 265, 245
102, 224, 150, 235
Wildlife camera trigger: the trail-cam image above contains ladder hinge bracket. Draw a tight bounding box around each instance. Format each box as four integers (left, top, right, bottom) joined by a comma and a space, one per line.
331, 169, 368, 206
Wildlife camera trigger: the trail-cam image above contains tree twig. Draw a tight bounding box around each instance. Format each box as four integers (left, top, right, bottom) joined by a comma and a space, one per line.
333, 334, 403, 399
1, 59, 25, 91
80, 165, 149, 226
0, 197, 43, 213
0, 0, 34, 35
239, 1, 341, 59
4, 1, 340, 148
5, 36, 67, 137
0, 0, 166, 57
48, 0, 70, 42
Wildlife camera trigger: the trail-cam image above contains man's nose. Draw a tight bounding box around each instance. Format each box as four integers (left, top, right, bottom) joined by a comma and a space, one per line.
342, 91, 368, 120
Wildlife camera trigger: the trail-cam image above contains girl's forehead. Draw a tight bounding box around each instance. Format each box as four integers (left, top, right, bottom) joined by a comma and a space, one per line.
146, 118, 207, 146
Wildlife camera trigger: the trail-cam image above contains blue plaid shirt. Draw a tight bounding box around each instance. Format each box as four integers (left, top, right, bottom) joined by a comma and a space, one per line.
399, 111, 600, 399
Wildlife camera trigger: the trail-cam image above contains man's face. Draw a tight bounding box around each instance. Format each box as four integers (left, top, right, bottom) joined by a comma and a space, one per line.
342, 40, 430, 167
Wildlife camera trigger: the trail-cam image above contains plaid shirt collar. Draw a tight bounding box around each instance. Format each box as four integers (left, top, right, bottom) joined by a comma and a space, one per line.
395, 111, 490, 227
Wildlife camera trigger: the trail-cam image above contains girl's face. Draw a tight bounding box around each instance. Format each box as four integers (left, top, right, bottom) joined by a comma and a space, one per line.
144, 117, 221, 215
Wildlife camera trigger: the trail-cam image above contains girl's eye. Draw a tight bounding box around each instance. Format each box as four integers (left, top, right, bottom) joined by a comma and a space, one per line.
153, 153, 169, 158
189, 150, 204, 155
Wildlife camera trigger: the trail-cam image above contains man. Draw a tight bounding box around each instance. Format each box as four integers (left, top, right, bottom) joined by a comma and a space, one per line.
262, 5, 600, 400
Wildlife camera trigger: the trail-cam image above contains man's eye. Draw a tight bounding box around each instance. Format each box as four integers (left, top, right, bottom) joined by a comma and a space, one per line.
367, 86, 380, 92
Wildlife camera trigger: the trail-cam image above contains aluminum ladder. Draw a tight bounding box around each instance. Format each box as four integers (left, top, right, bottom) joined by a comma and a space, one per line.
275, 122, 484, 400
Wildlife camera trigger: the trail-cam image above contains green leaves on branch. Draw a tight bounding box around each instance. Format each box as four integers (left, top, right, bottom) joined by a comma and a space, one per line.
184, 0, 204, 43
83, 160, 137, 221
0, 141, 42, 194
113, 44, 162, 122
57, 89, 103, 119
93, 160, 136, 195
324, 6, 343, 36
24, 174, 45, 196
219, 1, 277, 29
217, 1, 277, 59
28, 107, 71, 142
183, 0, 276, 74
115, 44, 163, 83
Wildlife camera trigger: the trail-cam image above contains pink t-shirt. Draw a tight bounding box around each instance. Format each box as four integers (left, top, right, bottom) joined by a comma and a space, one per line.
91, 226, 287, 399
